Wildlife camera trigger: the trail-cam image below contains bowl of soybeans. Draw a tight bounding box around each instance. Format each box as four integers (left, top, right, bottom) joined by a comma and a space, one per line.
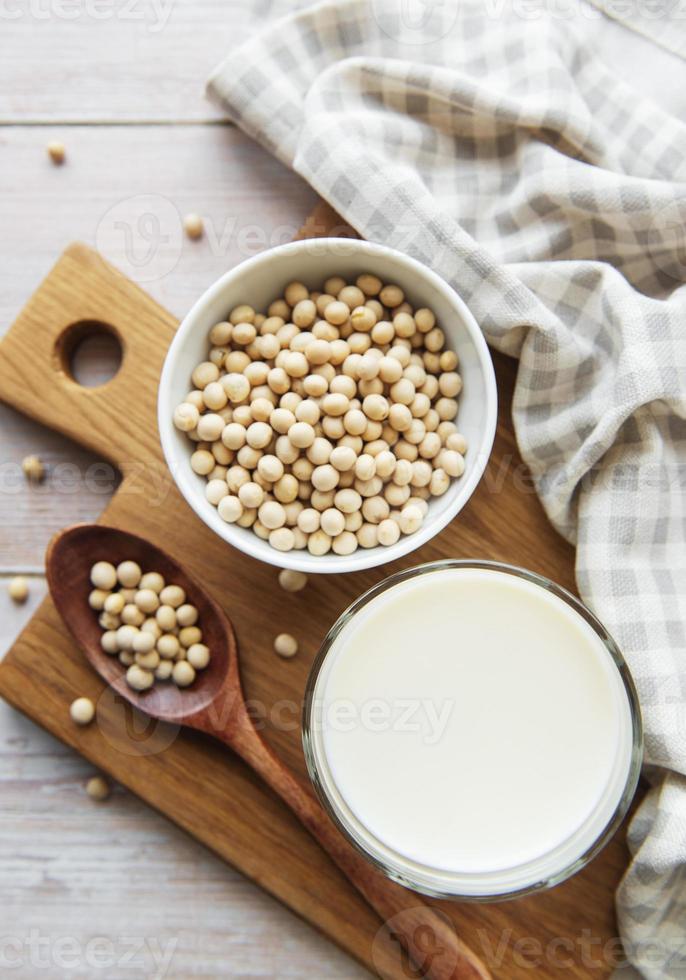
159, 238, 497, 573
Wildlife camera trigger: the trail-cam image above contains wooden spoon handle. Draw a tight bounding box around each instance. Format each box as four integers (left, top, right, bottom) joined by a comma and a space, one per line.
224, 715, 491, 980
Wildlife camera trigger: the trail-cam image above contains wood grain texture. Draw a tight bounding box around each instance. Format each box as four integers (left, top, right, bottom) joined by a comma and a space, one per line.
0, 575, 48, 647
0, 124, 317, 329
0, 215, 636, 979
0, 0, 254, 123
0, 699, 367, 980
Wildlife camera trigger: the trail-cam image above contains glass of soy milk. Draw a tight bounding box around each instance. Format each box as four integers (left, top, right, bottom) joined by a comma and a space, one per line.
303, 561, 642, 899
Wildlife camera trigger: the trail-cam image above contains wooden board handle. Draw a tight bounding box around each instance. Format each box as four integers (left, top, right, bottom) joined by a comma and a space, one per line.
0, 243, 177, 473
0, 205, 350, 472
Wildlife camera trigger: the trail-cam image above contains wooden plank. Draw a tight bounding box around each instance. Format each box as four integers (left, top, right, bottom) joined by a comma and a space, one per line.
0, 236, 634, 978
0, 698, 368, 978
0, 124, 317, 329
0, 0, 255, 123
0, 575, 48, 652
0, 407, 119, 572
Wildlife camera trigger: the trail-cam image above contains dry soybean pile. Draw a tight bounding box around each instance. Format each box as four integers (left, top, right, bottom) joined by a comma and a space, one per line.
173, 274, 468, 557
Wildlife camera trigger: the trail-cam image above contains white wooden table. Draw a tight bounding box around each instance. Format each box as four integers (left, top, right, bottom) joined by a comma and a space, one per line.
0, 4, 365, 975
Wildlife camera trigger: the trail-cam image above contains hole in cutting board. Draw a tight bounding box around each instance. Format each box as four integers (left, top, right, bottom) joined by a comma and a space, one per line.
57, 320, 122, 387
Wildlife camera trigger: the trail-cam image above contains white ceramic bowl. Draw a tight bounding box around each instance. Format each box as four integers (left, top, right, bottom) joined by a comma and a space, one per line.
158, 238, 497, 574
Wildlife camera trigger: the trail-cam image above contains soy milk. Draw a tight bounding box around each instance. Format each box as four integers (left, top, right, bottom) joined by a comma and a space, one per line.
305, 564, 641, 897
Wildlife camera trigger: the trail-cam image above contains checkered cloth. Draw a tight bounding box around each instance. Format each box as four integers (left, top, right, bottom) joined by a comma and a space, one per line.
208, 2, 686, 975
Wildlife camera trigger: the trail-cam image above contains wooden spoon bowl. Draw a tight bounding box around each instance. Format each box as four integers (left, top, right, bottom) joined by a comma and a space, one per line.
46, 523, 233, 723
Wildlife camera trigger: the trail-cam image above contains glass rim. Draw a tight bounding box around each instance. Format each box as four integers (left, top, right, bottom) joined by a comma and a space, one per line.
302, 558, 643, 902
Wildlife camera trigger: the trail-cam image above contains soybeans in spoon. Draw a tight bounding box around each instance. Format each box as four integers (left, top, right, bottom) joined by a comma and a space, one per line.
88, 560, 210, 692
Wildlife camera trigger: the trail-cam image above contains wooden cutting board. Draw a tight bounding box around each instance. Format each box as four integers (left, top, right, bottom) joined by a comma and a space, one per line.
0, 202, 637, 978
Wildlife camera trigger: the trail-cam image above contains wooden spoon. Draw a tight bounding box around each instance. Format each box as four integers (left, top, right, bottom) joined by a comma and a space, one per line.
46, 524, 490, 980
